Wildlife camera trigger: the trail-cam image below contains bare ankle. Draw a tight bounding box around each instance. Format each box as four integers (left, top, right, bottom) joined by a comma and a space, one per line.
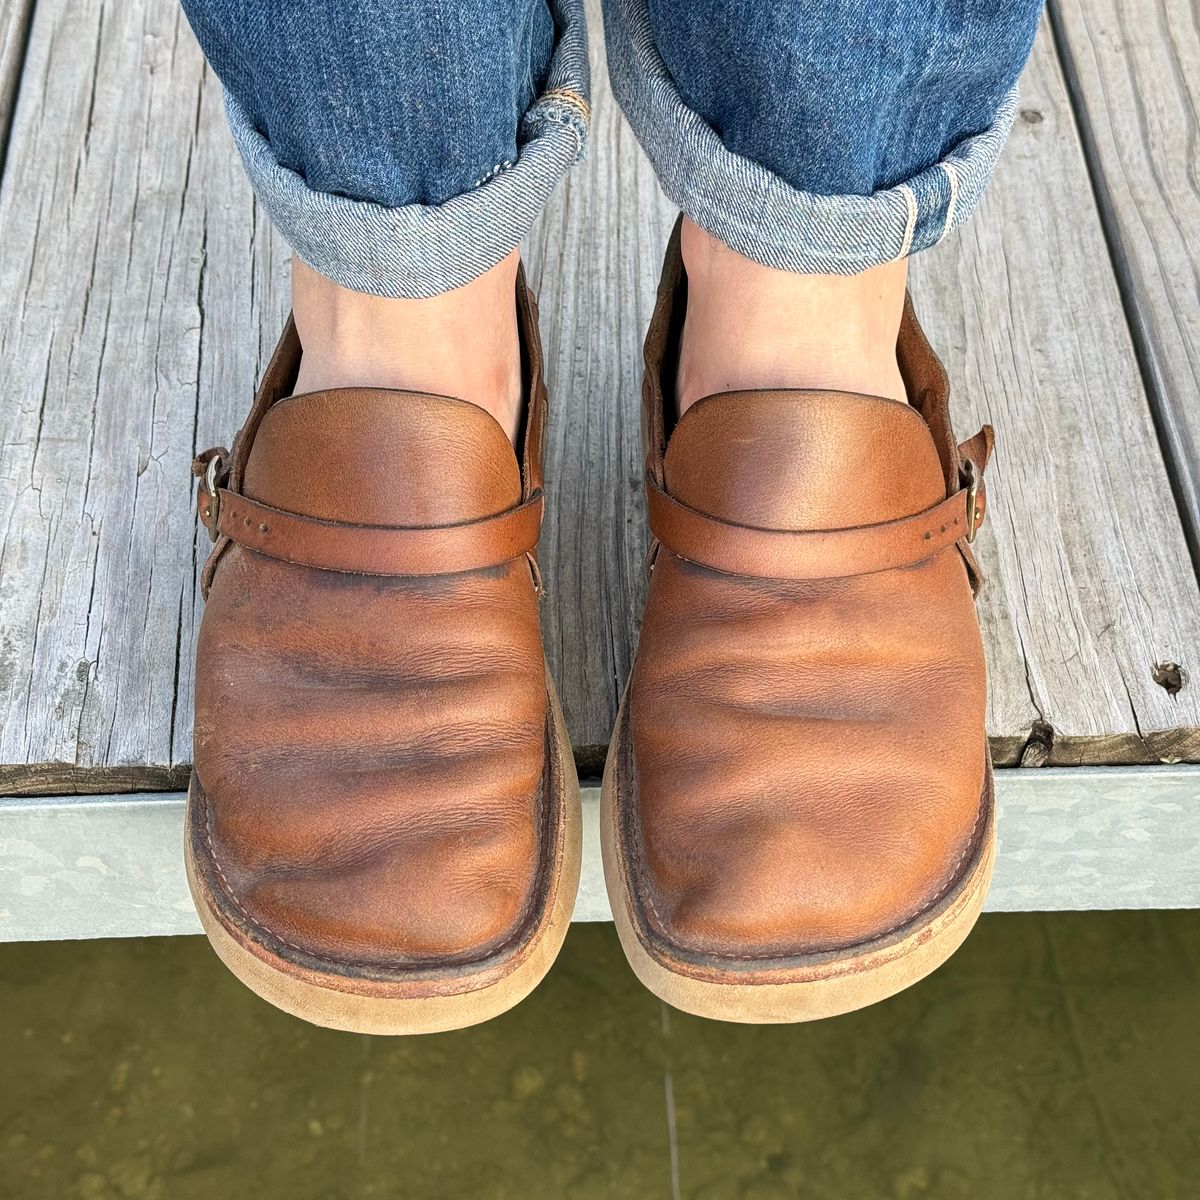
290, 253, 524, 443
675, 218, 908, 416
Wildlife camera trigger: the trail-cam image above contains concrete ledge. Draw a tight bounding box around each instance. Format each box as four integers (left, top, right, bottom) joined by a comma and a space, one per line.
1, 767, 1198, 942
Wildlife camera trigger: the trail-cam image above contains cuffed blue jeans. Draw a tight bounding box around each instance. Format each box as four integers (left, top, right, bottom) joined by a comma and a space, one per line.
181, 0, 1043, 298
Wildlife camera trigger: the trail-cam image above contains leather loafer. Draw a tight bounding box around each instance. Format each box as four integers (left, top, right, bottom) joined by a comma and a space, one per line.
603, 221, 995, 1022
187, 268, 580, 1033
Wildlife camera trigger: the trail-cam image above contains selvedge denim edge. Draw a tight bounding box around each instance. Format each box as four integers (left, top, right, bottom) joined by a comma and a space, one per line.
224, 0, 590, 298
603, 0, 1019, 274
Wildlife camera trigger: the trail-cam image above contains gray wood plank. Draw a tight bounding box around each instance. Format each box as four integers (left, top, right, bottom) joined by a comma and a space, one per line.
522, 12, 675, 769
0, 0, 288, 795
1050, 0, 1200, 559
0, 0, 1198, 796
3, 767, 1198, 941
909, 17, 1200, 765
531, 10, 1200, 765
0, 0, 34, 172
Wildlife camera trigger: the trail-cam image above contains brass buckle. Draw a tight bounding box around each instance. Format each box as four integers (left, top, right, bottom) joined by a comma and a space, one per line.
201, 451, 226, 542
962, 459, 982, 543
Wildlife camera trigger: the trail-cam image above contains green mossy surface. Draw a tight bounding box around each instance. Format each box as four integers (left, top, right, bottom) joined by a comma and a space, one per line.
2, 912, 1198, 1199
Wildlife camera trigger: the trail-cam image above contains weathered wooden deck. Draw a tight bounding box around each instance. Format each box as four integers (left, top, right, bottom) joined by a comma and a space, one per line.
1, 0, 1199, 939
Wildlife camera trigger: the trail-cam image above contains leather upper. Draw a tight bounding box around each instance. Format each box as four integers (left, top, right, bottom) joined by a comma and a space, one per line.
619, 225, 992, 963
191, 273, 552, 972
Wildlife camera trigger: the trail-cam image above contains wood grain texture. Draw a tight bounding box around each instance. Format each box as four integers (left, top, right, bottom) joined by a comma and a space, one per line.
0, 0, 1197, 796
4, 767, 1198, 940
522, 11, 675, 767
1050, 0, 1200, 558
909, 17, 1200, 765
0, 0, 288, 795
0, 0, 34, 170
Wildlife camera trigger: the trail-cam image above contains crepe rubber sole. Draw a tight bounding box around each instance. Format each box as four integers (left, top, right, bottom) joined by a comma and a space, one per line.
601, 705, 995, 1024
186, 679, 581, 1036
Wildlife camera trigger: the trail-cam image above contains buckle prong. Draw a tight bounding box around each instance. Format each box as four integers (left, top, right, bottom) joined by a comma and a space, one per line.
202, 451, 226, 541
963, 459, 981, 543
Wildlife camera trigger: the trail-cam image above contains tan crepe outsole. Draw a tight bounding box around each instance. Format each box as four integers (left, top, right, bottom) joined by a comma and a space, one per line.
601, 703, 995, 1024
186, 677, 581, 1036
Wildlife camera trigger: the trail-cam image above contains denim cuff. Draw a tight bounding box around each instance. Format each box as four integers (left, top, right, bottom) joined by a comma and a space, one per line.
603, 0, 1018, 275
224, 1, 590, 298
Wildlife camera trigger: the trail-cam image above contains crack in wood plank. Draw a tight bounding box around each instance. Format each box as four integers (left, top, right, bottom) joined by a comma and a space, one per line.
0, 0, 35, 180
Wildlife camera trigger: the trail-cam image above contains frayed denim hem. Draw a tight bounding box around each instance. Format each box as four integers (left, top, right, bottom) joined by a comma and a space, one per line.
225, 0, 590, 298
603, 0, 1018, 274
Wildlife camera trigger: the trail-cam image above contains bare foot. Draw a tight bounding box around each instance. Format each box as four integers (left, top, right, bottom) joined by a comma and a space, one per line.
675, 217, 908, 416
291, 252, 524, 444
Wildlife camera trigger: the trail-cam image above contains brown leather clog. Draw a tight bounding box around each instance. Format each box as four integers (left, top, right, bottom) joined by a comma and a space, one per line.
603, 223, 995, 1022
187, 269, 579, 1033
